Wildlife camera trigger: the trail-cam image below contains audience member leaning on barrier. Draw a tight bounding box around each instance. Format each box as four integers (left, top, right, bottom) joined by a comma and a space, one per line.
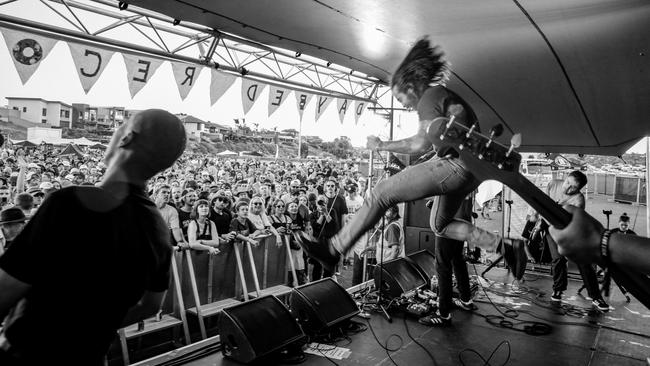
187, 199, 225, 255
230, 200, 262, 247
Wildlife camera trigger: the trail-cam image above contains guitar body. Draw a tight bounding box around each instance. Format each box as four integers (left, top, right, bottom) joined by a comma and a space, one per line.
428, 117, 650, 308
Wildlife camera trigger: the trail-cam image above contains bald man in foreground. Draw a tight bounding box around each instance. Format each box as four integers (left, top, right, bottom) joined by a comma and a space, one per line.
0, 110, 186, 365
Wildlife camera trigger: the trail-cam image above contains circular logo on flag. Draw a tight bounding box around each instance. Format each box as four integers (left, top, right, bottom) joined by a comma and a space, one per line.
12, 39, 43, 65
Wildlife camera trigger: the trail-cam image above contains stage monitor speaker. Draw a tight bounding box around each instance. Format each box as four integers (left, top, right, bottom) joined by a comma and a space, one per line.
406, 250, 436, 285
218, 295, 305, 364
374, 257, 427, 299
289, 278, 359, 335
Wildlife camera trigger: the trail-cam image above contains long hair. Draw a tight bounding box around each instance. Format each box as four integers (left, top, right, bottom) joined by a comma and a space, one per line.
391, 37, 449, 93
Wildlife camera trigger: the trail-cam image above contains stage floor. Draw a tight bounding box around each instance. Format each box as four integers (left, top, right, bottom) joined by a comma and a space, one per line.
177, 265, 650, 366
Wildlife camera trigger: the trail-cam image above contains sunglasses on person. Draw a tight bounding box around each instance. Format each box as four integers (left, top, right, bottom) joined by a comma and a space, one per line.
275, 204, 285, 208
325, 184, 335, 188
252, 202, 263, 206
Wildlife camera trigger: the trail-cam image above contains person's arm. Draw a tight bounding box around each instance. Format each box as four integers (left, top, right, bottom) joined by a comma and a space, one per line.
367, 132, 430, 155
168, 209, 187, 247
549, 205, 650, 275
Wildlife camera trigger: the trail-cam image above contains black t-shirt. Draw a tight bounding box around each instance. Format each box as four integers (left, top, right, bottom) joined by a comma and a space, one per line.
416, 85, 478, 157
310, 210, 339, 239
0, 185, 171, 365
211, 210, 232, 236
326, 194, 348, 232
229, 217, 257, 239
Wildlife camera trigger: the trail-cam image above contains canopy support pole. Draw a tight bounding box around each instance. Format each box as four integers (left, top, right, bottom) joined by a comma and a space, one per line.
646, 136, 649, 237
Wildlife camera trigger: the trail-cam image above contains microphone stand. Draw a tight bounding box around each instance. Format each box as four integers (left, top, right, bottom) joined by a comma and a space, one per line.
370, 149, 394, 322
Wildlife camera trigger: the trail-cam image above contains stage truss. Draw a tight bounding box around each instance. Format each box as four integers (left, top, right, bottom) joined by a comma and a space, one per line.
0, 0, 397, 105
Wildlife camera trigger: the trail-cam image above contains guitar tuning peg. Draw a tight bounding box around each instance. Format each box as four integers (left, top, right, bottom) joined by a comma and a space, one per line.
485, 124, 502, 148
490, 124, 504, 137
439, 115, 456, 141
505, 133, 522, 157
465, 123, 477, 138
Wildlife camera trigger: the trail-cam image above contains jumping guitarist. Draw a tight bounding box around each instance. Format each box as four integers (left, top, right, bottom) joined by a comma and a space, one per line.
296, 37, 525, 278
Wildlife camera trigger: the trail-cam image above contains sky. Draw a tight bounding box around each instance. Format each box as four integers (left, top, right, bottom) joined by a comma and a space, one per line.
0, 0, 647, 154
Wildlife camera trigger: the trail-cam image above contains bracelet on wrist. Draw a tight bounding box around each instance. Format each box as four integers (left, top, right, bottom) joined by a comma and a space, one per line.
600, 229, 613, 265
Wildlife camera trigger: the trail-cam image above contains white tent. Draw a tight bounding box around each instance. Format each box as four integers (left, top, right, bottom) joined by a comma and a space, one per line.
217, 150, 238, 156
475, 180, 503, 207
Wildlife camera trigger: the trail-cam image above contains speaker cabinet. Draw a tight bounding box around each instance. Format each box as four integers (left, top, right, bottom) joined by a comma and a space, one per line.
406, 250, 436, 285
404, 198, 432, 229
289, 278, 359, 335
218, 296, 304, 364
373, 257, 427, 299
404, 226, 436, 255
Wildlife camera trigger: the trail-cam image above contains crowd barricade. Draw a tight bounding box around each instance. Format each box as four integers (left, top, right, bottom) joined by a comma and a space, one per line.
117, 252, 190, 365
236, 234, 293, 299
180, 243, 243, 340
614, 176, 647, 205
593, 173, 617, 197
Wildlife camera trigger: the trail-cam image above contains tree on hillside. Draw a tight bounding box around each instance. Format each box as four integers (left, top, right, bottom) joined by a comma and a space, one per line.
282, 128, 299, 137
322, 136, 353, 159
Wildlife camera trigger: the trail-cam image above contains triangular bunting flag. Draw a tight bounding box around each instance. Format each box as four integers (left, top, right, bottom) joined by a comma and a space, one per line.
1, 27, 58, 84
67, 42, 114, 94
241, 78, 267, 115
171, 61, 202, 100
353, 100, 367, 125
336, 98, 350, 124
122, 53, 164, 98
315, 95, 333, 122
267, 85, 289, 117
294, 92, 313, 121
209, 69, 237, 106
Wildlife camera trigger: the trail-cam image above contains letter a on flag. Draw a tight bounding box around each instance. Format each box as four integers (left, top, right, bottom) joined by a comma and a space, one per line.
336, 98, 349, 124
241, 78, 267, 115
68, 42, 114, 94
1, 28, 58, 84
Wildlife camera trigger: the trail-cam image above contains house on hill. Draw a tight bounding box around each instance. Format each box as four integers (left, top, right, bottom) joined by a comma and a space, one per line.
6, 97, 72, 128
176, 113, 206, 139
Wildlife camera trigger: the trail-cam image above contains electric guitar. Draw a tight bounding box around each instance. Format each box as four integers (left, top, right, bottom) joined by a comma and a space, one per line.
427, 116, 650, 308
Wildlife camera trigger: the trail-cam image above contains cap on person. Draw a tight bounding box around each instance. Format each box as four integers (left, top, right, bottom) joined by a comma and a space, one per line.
0, 207, 27, 225
27, 162, 39, 169
39, 181, 54, 191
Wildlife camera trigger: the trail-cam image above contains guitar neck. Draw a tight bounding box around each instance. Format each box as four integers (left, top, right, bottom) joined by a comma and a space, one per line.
507, 174, 572, 230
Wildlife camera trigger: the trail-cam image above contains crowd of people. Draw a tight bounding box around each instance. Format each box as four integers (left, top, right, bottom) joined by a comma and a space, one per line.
0, 141, 404, 285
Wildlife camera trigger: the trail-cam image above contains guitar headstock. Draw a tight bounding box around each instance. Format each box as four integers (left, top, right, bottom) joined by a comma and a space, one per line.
426, 117, 522, 182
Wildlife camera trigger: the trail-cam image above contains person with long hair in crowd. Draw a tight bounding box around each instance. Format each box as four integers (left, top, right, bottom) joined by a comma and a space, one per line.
286, 200, 308, 285
187, 199, 222, 255
248, 195, 282, 245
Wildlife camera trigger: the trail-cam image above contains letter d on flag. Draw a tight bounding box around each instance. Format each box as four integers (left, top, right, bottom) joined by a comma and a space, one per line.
241, 78, 267, 114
